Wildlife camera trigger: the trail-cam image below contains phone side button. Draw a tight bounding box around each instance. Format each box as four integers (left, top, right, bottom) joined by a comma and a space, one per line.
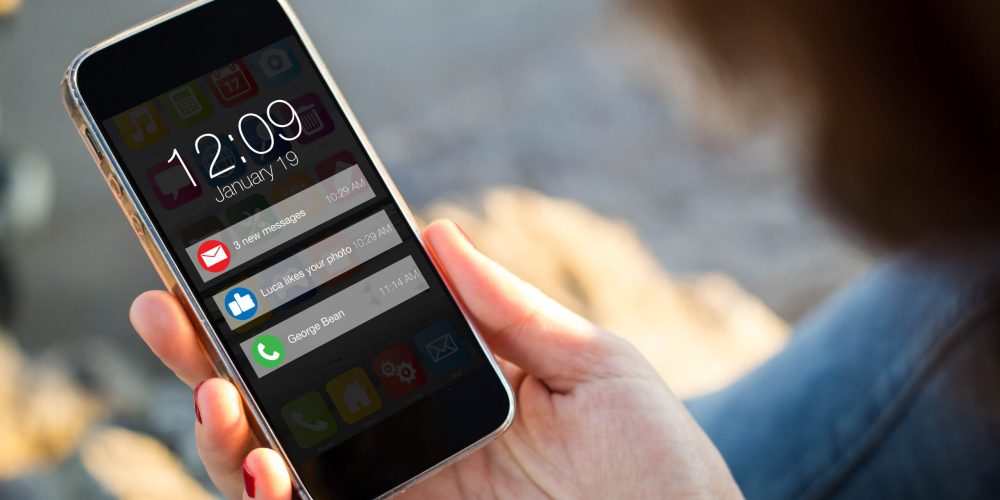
108, 176, 124, 199
84, 128, 104, 160
129, 213, 146, 237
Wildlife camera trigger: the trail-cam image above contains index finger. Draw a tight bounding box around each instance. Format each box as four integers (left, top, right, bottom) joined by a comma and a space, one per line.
130, 290, 217, 387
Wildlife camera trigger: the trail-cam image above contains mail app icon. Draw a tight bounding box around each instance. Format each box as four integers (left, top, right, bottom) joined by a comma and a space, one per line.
426, 334, 458, 362
414, 323, 468, 375
197, 240, 231, 273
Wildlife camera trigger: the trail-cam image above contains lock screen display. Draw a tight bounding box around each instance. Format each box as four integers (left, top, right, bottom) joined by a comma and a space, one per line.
80, 3, 511, 495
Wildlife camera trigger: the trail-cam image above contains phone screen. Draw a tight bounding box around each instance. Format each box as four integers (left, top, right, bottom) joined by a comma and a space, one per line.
76, 1, 510, 497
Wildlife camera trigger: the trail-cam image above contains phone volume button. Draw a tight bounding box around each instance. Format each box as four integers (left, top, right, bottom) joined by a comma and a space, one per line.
108, 176, 124, 199
129, 213, 146, 237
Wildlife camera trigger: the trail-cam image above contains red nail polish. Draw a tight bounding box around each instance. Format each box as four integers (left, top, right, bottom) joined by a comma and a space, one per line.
193, 380, 207, 424
454, 222, 477, 250
243, 462, 257, 498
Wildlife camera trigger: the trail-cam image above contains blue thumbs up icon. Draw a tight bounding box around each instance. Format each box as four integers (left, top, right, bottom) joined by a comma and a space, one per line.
225, 287, 258, 321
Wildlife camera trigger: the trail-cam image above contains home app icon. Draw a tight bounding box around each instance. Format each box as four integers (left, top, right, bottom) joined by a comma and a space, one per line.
326, 367, 381, 424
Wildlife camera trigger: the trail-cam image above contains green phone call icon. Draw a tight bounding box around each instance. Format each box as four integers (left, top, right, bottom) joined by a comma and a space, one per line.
252, 334, 285, 368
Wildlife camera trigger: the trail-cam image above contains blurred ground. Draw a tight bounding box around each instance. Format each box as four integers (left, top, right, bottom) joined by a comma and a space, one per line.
0, 0, 871, 497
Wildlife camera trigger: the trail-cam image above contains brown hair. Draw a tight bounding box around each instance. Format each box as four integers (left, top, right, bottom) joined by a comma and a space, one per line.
633, 0, 1000, 248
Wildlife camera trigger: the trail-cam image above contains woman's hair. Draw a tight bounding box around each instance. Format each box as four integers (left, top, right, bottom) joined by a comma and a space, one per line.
633, 0, 1000, 248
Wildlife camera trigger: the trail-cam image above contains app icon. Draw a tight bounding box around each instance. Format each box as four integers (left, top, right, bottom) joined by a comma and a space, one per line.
288, 93, 334, 144
192, 138, 246, 186
414, 323, 469, 375
245, 119, 291, 165
206, 60, 258, 107
316, 151, 357, 180
225, 194, 270, 226
147, 159, 202, 209
251, 334, 285, 368
159, 81, 213, 128
326, 367, 381, 424
271, 171, 313, 201
179, 217, 224, 246
225, 287, 258, 321
251, 40, 301, 86
371, 343, 426, 399
197, 239, 230, 273
281, 392, 338, 448
114, 102, 168, 150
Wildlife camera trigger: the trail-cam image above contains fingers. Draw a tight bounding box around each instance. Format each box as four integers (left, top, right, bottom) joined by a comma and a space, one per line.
130, 290, 216, 387
242, 448, 293, 500
194, 378, 258, 498
423, 220, 607, 391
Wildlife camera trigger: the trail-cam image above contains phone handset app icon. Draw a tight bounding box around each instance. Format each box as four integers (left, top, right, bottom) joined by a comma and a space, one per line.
225, 287, 258, 321
281, 392, 338, 448
197, 240, 230, 273
252, 334, 284, 368
113, 101, 167, 150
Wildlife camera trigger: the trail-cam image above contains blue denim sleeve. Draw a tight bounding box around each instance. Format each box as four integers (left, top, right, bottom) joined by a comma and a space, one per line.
687, 240, 1000, 500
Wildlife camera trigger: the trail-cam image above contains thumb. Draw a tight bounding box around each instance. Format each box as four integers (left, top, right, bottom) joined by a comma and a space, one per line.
422, 220, 605, 391
242, 448, 292, 500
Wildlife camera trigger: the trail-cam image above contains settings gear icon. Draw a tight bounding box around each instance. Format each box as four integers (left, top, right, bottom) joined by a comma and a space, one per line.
378, 360, 419, 384
379, 360, 397, 378
395, 362, 417, 384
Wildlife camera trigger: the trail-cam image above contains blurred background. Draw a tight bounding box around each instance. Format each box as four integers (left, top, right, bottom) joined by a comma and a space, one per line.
0, 0, 871, 497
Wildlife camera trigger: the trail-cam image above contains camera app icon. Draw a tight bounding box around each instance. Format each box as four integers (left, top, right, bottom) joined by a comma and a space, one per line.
259, 48, 292, 77
252, 40, 301, 86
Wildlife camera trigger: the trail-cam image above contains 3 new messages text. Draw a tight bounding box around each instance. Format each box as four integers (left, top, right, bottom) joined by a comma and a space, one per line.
233, 208, 306, 250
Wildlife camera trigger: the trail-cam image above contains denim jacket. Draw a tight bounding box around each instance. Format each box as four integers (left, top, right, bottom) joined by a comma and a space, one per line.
689, 238, 1000, 499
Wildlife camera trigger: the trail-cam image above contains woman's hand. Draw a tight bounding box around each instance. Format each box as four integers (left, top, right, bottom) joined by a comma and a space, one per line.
130, 220, 741, 499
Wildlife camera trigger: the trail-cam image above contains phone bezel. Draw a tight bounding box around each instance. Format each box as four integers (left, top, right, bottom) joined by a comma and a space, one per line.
61, 1, 515, 497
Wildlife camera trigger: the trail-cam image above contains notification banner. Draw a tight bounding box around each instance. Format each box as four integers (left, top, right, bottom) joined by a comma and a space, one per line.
212, 210, 402, 330
184, 165, 373, 283
241, 256, 429, 378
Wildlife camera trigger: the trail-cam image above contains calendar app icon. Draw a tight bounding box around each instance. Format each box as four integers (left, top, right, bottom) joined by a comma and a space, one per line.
205, 60, 258, 107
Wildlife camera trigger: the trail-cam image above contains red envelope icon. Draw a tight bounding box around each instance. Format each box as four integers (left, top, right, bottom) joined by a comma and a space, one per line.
198, 240, 231, 272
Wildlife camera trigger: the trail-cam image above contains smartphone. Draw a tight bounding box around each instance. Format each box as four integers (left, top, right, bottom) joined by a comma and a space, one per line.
61, 1, 514, 497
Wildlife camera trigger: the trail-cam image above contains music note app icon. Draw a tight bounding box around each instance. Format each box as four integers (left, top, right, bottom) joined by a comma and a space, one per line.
113, 102, 168, 150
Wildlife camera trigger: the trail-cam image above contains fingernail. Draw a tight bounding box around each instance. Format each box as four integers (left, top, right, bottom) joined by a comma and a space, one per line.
193, 380, 207, 424
243, 461, 257, 498
454, 222, 477, 250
